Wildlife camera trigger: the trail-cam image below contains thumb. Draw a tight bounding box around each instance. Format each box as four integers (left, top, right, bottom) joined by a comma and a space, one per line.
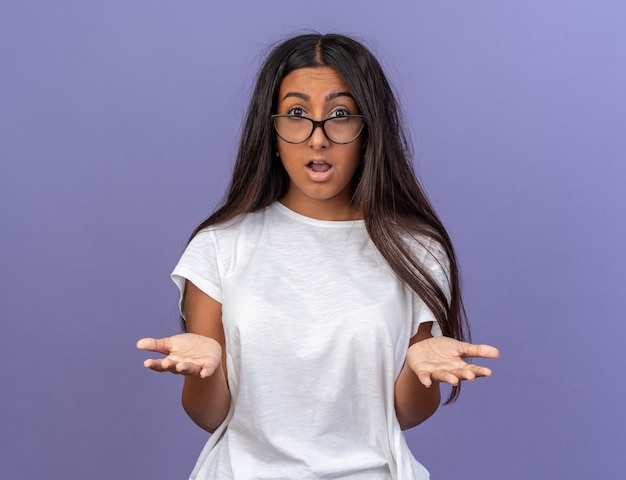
458, 342, 500, 359
136, 337, 172, 354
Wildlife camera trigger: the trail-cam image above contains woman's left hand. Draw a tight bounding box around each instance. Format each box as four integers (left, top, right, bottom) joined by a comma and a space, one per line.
406, 336, 500, 388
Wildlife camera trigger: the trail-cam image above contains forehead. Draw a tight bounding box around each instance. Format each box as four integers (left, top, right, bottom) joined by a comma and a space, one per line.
278, 66, 353, 100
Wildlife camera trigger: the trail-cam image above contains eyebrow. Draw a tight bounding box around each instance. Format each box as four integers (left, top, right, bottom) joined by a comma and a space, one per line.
282, 91, 355, 102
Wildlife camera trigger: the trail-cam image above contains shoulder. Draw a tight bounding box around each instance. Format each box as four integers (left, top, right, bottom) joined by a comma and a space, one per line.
186, 205, 288, 263
192, 205, 276, 243
173, 208, 276, 291
402, 232, 449, 269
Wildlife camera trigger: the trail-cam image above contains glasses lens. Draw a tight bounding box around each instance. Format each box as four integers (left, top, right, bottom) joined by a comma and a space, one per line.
324, 117, 363, 144
273, 115, 364, 144
274, 116, 312, 144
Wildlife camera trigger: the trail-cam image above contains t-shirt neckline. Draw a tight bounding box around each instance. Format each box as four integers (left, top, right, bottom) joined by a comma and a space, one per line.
273, 202, 366, 228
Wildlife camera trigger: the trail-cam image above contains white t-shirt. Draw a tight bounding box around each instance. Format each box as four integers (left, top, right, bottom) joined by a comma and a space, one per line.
172, 202, 447, 480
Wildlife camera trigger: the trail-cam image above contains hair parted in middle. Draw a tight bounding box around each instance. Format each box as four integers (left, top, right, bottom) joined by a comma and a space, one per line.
190, 32, 469, 403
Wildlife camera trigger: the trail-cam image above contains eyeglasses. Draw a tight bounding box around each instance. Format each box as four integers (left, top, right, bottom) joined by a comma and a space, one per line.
272, 114, 365, 145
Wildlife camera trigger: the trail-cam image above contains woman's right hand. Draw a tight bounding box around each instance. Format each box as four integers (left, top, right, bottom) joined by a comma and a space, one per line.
136, 333, 223, 378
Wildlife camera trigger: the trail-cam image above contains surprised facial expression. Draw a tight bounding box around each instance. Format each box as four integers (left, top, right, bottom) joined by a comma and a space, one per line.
275, 66, 364, 220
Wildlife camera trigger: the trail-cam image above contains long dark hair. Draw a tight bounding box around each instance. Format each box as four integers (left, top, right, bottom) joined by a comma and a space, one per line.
190, 33, 469, 403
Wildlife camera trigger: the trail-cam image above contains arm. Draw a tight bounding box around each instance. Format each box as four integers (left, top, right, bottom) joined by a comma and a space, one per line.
136, 280, 231, 433
394, 322, 441, 430
180, 280, 231, 433
395, 322, 500, 430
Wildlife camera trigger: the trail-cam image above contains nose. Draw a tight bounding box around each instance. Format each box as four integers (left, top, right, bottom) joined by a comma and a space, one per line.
307, 122, 330, 149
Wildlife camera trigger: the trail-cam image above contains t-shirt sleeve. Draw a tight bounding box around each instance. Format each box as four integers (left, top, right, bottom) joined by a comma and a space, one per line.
409, 238, 450, 338
171, 229, 223, 317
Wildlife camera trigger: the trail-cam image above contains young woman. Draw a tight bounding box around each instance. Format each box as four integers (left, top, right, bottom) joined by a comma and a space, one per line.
137, 33, 499, 479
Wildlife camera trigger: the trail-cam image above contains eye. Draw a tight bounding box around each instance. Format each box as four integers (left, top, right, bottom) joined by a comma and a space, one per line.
287, 107, 305, 117
329, 108, 350, 118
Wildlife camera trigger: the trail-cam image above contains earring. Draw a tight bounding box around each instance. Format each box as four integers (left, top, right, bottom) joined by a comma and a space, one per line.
275, 151, 280, 158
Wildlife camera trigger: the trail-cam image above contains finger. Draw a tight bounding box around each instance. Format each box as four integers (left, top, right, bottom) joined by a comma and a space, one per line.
173, 361, 195, 374
144, 358, 197, 376
457, 342, 500, 359
416, 372, 433, 388
469, 365, 493, 377
451, 365, 492, 381
200, 364, 219, 378
136, 337, 172, 355
454, 369, 476, 382
153, 358, 183, 373
432, 370, 460, 386
143, 358, 171, 373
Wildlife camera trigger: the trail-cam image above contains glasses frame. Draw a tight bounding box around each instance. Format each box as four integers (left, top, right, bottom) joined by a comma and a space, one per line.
271, 114, 366, 145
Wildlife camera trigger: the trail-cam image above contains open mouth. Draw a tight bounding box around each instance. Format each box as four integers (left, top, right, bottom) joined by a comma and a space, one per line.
307, 161, 331, 173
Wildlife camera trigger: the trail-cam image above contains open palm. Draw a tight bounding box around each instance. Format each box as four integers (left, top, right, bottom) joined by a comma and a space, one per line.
407, 336, 500, 387
136, 333, 222, 378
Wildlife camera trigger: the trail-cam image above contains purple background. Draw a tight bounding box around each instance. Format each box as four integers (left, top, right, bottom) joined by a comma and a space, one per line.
1, 1, 624, 478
